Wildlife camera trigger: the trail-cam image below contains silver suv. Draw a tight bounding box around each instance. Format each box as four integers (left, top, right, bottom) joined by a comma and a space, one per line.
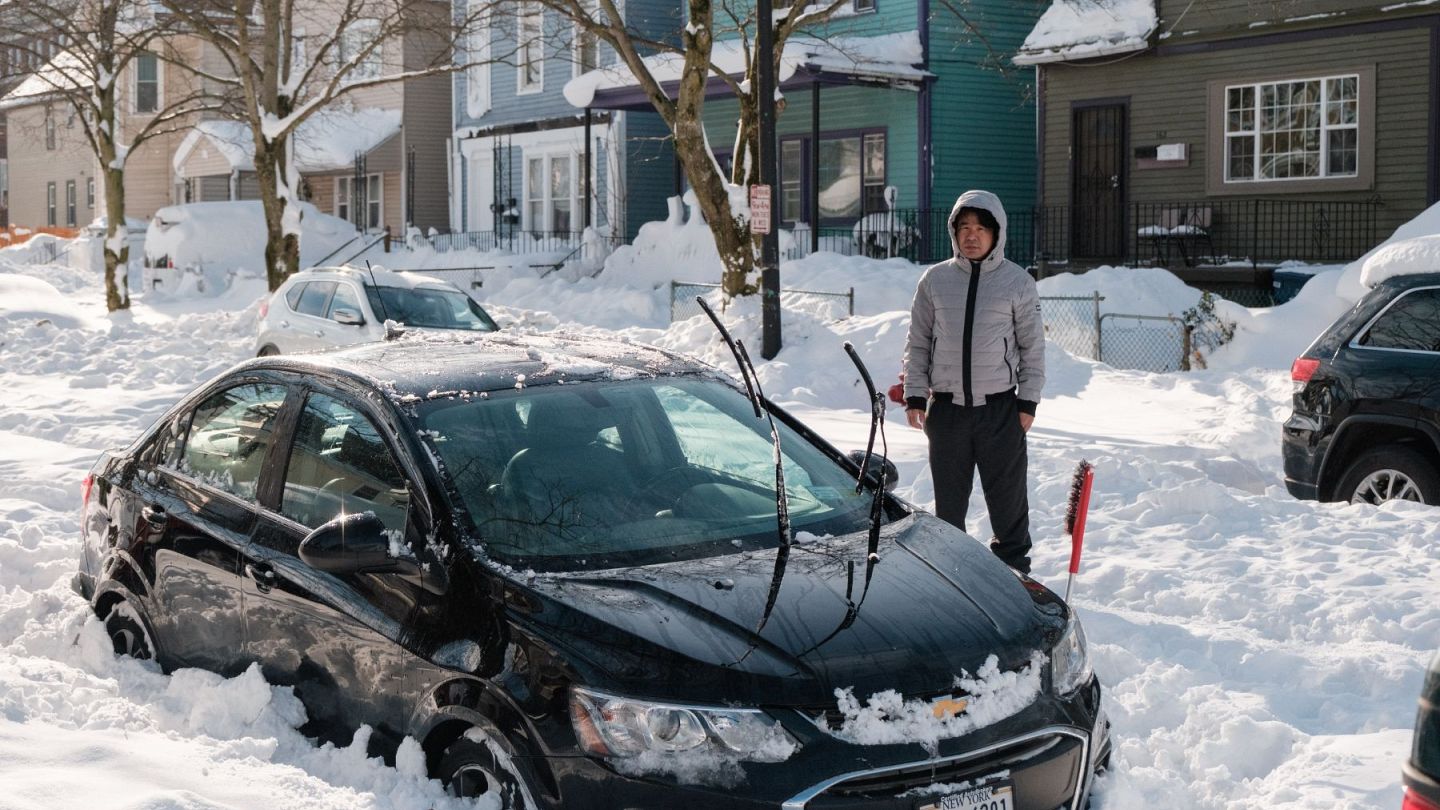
255, 266, 499, 356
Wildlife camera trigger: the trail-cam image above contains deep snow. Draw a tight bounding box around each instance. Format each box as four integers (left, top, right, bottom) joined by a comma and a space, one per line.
2, 201, 1438, 809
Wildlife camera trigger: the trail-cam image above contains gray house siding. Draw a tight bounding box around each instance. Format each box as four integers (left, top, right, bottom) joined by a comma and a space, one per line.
404, 28, 454, 232
1039, 22, 1432, 246
1156, 0, 1425, 39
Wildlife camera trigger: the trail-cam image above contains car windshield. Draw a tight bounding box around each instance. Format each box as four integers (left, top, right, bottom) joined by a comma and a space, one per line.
416, 377, 892, 571
366, 285, 498, 332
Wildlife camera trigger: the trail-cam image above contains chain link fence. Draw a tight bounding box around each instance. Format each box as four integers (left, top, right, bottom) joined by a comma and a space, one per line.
669, 281, 854, 324
1041, 294, 1200, 373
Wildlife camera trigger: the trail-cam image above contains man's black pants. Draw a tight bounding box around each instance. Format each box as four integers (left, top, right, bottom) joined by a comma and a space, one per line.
924, 389, 1033, 573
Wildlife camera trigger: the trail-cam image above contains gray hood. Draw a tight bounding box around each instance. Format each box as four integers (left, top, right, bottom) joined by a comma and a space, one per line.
948, 189, 1009, 271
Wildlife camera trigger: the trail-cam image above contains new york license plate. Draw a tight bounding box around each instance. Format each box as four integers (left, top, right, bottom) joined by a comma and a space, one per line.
918, 780, 1014, 810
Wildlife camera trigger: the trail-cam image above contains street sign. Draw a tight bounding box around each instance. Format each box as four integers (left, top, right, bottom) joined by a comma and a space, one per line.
749, 185, 772, 235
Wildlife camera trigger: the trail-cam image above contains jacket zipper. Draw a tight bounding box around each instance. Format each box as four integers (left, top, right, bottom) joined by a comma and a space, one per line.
1003, 337, 1014, 385
962, 261, 980, 406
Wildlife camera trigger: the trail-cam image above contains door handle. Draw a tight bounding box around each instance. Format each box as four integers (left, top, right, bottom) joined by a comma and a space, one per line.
141, 504, 167, 529
244, 562, 278, 593
314, 329, 325, 337
280, 319, 290, 328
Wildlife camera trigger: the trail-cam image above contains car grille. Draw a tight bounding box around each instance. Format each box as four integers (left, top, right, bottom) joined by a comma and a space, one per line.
825, 734, 1068, 798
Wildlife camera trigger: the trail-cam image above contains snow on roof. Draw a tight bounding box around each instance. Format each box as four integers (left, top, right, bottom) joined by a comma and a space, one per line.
173, 108, 403, 176
563, 31, 928, 108
1014, 0, 1158, 65
0, 51, 90, 110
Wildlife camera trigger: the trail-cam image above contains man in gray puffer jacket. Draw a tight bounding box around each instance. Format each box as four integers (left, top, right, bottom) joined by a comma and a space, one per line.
903, 190, 1045, 573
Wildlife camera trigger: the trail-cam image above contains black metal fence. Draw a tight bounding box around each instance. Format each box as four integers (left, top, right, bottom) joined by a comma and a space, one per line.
778, 198, 1379, 272
427, 230, 625, 255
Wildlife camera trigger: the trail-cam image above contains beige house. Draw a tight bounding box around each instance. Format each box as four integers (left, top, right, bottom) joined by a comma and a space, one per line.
1, 40, 205, 230
170, 7, 453, 236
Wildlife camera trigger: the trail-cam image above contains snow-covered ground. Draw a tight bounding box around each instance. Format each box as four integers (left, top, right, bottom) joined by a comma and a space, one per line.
2, 206, 1437, 809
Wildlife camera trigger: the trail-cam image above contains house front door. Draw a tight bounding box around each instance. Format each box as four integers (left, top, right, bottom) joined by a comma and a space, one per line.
1071, 102, 1127, 261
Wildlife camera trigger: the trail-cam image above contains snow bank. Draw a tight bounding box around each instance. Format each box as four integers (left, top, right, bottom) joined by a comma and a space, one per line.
1016, 0, 1157, 64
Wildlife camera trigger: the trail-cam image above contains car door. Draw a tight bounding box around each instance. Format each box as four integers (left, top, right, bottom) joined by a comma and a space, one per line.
245, 388, 436, 749
131, 380, 293, 675
287, 280, 337, 352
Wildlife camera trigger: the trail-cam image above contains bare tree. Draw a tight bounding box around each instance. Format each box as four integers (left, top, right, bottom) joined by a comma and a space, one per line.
0, 0, 226, 311
543, 0, 852, 295
160, 0, 512, 291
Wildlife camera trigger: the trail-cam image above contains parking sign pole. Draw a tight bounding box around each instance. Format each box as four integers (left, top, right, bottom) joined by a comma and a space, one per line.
757, 0, 781, 359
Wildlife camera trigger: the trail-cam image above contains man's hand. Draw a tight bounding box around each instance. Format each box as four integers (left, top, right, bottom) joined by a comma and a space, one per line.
907, 408, 926, 430
1019, 413, 1034, 433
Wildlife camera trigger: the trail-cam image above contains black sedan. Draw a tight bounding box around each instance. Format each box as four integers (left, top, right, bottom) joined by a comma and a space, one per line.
74, 331, 1109, 809
1407, 649, 1440, 810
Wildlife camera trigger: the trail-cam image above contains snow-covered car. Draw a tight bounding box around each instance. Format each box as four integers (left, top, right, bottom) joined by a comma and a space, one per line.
74, 332, 1109, 809
1283, 272, 1440, 506
254, 266, 499, 355
144, 201, 357, 295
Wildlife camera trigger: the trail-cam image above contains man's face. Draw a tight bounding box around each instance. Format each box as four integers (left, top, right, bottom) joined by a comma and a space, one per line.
955, 211, 996, 261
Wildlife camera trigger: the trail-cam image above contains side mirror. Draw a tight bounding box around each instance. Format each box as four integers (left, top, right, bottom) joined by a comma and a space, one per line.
333, 307, 365, 326
299, 512, 418, 575
847, 450, 899, 492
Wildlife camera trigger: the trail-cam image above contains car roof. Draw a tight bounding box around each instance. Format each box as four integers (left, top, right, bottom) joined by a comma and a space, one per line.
287, 265, 458, 291
1374, 270, 1440, 291
243, 331, 715, 400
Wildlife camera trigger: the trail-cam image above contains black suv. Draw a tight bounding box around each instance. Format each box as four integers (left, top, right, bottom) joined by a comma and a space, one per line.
1283, 272, 1440, 506
75, 332, 1108, 810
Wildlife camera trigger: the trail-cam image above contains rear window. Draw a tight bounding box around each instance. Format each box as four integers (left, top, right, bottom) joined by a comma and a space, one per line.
285, 283, 304, 310
1358, 288, 1440, 353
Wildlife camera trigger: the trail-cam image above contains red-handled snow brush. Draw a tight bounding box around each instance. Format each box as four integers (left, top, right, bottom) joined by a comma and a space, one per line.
1063, 460, 1095, 603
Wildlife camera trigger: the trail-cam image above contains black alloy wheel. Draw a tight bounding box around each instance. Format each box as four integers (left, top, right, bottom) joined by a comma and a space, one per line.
256, 345, 281, 357
1337, 446, 1440, 506
104, 603, 154, 660
437, 735, 533, 809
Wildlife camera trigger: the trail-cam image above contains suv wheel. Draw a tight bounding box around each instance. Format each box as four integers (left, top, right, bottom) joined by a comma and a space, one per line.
256, 345, 280, 357
104, 601, 155, 661
1337, 446, 1440, 506
437, 733, 536, 809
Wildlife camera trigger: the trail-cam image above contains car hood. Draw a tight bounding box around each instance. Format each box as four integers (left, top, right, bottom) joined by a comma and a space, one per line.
504, 513, 1064, 706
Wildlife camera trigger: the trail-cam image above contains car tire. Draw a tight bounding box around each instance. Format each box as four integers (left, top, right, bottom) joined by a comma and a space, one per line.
256, 345, 281, 357
104, 601, 155, 661
1336, 446, 1440, 506
437, 732, 537, 809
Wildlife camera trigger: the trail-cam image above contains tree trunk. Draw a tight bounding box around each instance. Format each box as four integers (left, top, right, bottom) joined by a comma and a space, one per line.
102, 165, 130, 311
253, 140, 300, 291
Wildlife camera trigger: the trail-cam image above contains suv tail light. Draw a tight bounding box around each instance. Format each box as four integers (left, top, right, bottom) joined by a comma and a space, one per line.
1290, 357, 1320, 393
259, 297, 270, 319
1405, 787, 1440, 810
81, 473, 93, 510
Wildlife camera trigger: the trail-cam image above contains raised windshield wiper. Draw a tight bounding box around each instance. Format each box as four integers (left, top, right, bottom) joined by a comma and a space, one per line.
696, 297, 790, 633
843, 341, 888, 571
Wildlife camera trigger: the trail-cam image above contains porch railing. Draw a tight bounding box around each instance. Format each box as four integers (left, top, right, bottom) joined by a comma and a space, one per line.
427, 229, 625, 255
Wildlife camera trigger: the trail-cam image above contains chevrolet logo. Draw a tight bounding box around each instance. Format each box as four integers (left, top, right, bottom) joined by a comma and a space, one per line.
931, 697, 969, 719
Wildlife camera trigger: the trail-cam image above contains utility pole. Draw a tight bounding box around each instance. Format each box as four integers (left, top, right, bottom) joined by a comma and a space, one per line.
756, 0, 781, 359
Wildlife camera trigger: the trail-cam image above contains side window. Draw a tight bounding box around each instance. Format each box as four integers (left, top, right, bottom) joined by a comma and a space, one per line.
328, 283, 363, 321
143, 416, 187, 469
180, 383, 289, 500
295, 281, 336, 318
1360, 289, 1440, 352
281, 393, 410, 533
285, 283, 306, 311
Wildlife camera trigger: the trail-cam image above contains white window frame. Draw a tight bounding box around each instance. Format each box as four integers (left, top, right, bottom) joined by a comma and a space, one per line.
516, 2, 543, 94
338, 19, 382, 83
132, 52, 161, 114
338, 173, 383, 229
335, 176, 351, 222
45, 115, 56, 150
465, 0, 491, 116
522, 151, 577, 232
86, 177, 95, 207
1223, 73, 1360, 184
46, 182, 56, 226
65, 179, 76, 226
290, 27, 307, 75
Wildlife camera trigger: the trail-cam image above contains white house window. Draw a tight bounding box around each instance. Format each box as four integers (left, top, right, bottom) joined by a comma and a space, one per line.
465, 0, 491, 116
65, 180, 76, 226
1225, 74, 1359, 183
336, 173, 383, 229
134, 53, 159, 113
87, 177, 95, 207
46, 182, 56, 226
45, 116, 55, 150
339, 19, 382, 82
291, 28, 307, 74
525, 153, 576, 232
517, 2, 543, 93
781, 130, 886, 223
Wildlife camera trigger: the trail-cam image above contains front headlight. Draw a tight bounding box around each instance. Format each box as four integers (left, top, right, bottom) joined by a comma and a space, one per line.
568, 686, 797, 762
1050, 615, 1093, 696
